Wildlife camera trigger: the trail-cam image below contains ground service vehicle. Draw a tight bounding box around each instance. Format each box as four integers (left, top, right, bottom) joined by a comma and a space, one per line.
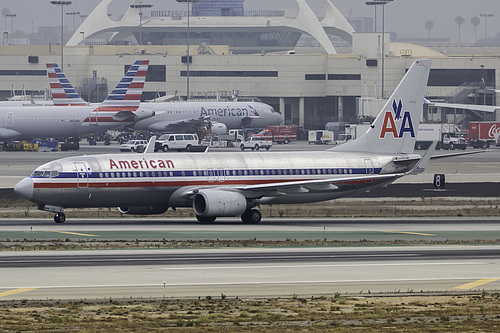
253, 125, 296, 144
240, 136, 272, 150
467, 121, 500, 148
415, 123, 466, 150
154, 134, 199, 152
308, 130, 334, 144
119, 140, 148, 152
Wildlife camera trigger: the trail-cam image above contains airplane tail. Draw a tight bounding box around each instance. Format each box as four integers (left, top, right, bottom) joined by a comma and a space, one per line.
46, 63, 87, 106
93, 60, 152, 121
330, 59, 431, 154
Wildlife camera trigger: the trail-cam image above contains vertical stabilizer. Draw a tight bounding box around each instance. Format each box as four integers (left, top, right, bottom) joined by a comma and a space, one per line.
46, 63, 87, 106
96, 60, 149, 113
330, 59, 431, 154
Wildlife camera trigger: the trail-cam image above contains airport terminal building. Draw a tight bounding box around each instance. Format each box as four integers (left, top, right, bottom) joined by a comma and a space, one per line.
0, 0, 498, 131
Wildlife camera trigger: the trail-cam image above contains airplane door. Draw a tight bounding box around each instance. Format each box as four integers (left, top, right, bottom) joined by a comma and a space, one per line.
364, 159, 374, 184
88, 109, 98, 126
74, 162, 90, 188
6, 112, 14, 127
256, 106, 266, 118
364, 159, 374, 175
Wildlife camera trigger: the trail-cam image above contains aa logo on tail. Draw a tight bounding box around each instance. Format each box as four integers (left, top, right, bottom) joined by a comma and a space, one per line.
379, 99, 415, 139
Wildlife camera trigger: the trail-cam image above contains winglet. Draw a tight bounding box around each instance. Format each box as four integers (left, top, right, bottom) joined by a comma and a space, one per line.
144, 136, 157, 154
330, 59, 431, 154
409, 141, 436, 174
46, 63, 87, 106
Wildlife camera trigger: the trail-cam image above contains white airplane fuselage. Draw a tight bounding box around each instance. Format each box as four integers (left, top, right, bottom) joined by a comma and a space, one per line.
134, 101, 282, 131
0, 105, 133, 140
17, 150, 415, 209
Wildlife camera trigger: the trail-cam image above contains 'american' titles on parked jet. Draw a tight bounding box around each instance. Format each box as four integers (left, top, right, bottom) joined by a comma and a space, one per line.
0, 60, 153, 141
15, 59, 432, 224
132, 100, 283, 134
45, 64, 282, 134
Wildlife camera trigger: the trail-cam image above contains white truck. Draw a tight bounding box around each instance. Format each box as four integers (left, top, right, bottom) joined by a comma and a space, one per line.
335, 124, 371, 145
240, 136, 272, 151
416, 124, 466, 150
308, 130, 334, 144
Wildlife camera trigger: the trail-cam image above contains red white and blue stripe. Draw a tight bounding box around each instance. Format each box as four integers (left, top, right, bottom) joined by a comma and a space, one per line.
96, 60, 149, 113
46, 63, 87, 106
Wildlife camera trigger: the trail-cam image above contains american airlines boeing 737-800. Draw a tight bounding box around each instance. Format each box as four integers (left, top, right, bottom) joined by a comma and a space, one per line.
15, 59, 432, 224
0, 60, 153, 141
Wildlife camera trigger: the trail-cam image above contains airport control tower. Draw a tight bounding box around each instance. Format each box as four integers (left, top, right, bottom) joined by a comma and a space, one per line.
192, 0, 244, 16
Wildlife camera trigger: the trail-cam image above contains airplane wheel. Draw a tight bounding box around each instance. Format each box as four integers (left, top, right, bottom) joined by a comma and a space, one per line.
162, 146, 169, 152
196, 215, 216, 223
54, 213, 66, 223
241, 209, 262, 224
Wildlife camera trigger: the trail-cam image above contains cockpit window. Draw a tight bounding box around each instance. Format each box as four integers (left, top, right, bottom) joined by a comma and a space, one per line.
31, 171, 44, 177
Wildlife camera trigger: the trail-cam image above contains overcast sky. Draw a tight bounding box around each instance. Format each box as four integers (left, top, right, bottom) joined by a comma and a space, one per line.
1, 0, 498, 43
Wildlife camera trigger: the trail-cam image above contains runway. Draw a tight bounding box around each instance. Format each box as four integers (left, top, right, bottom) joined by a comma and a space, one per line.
0, 246, 499, 300
1, 217, 500, 241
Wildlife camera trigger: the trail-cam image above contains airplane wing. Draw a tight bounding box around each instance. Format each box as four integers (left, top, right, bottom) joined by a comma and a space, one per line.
430, 102, 499, 113
147, 117, 209, 131
184, 173, 403, 200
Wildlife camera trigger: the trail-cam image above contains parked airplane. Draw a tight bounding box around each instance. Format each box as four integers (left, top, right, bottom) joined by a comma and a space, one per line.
0, 60, 153, 141
45, 65, 282, 134
15, 59, 432, 224
132, 100, 283, 134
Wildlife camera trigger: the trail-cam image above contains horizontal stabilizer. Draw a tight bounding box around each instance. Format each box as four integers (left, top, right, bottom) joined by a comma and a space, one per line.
112, 110, 136, 121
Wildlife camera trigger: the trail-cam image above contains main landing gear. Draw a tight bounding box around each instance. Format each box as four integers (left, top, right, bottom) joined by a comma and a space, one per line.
54, 212, 66, 223
241, 209, 262, 224
195, 209, 262, 224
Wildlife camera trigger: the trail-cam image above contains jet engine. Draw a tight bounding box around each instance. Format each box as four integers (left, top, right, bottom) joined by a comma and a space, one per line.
118, 206, 168, 215
193, 190, 247, 217
211, 122, 227, 135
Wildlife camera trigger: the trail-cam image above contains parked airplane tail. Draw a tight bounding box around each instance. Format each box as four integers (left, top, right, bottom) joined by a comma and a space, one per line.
95, 60, 149, 111
330, 59, 431, 154
46, 63, 87, 106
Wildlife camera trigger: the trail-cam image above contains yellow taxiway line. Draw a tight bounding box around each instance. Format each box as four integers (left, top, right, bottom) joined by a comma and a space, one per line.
453, 278, 500, 290
380, 231, 436, 236
43, 231, 98, 237
0, 288, 38, 298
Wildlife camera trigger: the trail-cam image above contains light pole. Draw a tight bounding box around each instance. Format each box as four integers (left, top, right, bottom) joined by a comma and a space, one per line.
176, 0, 199, 100
130, 2, 153, 45
66, 10, 80, 31
366, 0, 393, 99
6, 12, 15, 43
479, 13, 494, 43
50, 1, 72, 71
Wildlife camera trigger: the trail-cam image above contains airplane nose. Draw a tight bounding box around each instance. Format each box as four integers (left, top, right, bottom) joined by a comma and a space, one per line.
14, 177, 34, 201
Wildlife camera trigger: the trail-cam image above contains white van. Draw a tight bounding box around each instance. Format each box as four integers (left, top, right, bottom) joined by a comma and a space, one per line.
155, 133, 199, 152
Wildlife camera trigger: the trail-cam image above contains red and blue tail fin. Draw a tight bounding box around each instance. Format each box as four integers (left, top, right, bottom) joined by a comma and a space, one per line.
46, 63, 87, 106
96, 60, 149, 113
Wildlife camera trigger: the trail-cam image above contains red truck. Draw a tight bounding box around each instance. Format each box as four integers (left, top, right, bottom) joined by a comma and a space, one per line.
252, 125, 297, 144
466, 121, 500, 148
